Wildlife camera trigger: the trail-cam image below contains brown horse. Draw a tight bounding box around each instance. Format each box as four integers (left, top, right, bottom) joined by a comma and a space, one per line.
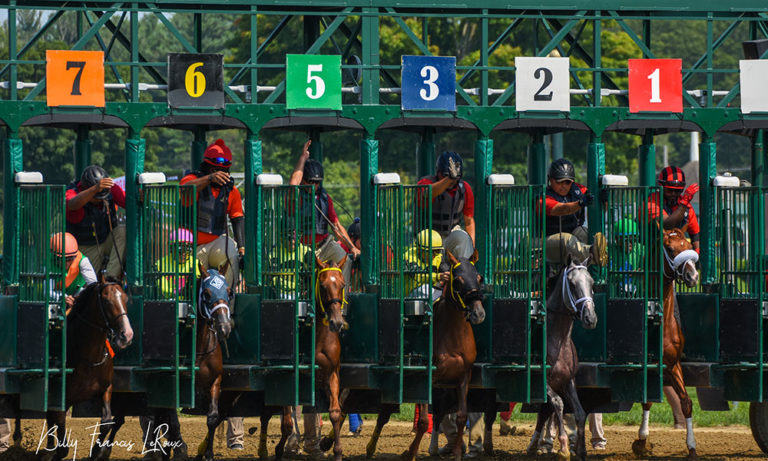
258, 255, 347, 461
32, 276, 134, 461
633, 227, 699, 460
363, 250, 485, 461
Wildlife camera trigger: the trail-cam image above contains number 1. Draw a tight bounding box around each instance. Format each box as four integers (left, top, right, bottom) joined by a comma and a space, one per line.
648, 68, 661, 103
66, 61, 86, 96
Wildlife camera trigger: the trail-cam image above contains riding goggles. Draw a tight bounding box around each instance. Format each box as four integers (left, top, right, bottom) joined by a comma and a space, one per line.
662, 180, 685, 189
205, 156, 232, 167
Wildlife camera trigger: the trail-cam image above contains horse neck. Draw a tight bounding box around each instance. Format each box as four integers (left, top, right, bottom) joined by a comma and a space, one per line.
196, 317, 215, 353
67, 295, 108, 365
662, 275, 678, 324
547, 275, 575, 351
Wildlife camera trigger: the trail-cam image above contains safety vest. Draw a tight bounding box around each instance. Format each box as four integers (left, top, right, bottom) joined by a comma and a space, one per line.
403, 244, 443, 295
545, 183, 586, 236
193, 171, 231, 236
300, 187, 330, 236
428, 176, 465, 238
66, 182, 119, 245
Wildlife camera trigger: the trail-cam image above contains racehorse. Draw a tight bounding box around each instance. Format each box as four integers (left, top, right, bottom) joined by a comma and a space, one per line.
363, 250, 486, 461
632, 227, 699, 460
258, 255, 348, 461
526, 257, 597, 461
30, 275, 134, 461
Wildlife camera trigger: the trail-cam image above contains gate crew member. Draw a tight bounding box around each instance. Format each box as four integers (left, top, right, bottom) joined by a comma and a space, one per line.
66, 165, 126, 277
180, 139, 245, 290
417, 151, 475, 257
180, 139, 245, 450
544, 158, 607, 267
49, 232, 98, 308
648, 166, 700, 253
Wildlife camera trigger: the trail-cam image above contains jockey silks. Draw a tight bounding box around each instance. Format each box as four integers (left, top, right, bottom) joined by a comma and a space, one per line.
66, 182, 119, 245
545, 183, 587, 236
427, 175, 466, 238
194, 171, 232, 236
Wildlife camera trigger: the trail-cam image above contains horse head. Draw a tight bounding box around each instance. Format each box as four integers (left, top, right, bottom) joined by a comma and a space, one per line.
95, 273, 134, 349
315, 255, 347, 333
198, 262, 232, 340
663, 226, 699, 287
444, 249, 486, 325
555, 257, 597, 330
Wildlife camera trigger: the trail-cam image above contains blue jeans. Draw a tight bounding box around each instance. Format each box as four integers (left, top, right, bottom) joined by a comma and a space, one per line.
349, 414, 363, 433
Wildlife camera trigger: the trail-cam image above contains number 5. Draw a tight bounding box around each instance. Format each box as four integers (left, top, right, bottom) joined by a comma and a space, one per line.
306, 64, 326, 99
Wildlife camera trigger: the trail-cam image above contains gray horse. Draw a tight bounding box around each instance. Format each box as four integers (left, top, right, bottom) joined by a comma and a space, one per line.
527, 257, 597, 461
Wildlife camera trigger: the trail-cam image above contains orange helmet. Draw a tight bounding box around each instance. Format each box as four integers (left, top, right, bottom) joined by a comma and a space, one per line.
50, 232, 78, 258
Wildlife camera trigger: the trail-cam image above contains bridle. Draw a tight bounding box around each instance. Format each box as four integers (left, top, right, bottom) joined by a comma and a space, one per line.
69, 281, 128, 367
315, 267, 346, 326
662, 236, 699, 283
448, 262, 484, 320
197, 270, 231, 357
552, 264, 593, 323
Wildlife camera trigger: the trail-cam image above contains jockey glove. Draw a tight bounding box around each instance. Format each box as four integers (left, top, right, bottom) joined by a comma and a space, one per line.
578, 192, 594, 208
677, 183, 699, 207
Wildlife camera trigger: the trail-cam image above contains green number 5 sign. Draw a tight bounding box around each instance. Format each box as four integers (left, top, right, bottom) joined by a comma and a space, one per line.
286, 54, 341, 110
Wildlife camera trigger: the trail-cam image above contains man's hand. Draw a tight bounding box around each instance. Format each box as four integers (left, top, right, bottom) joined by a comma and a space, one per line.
351, 247, 361, 258
209, 171, 231, 186
678, 183, 699, 207
96, 177, 113, 193
238, 250, 245, 271
578, 192, 594, 208
302, 139, 312, 159
65, 295, 75, 307
439, 272, 450, 282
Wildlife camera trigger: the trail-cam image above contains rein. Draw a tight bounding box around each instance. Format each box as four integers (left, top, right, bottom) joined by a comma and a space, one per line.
197, 272, 231, 357
315, 267, 346, 326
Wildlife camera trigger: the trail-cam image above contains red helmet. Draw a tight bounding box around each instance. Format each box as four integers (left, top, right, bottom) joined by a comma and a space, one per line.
658, 166, 686, 190
203, 139, 232, 167
50, 232, 78, 258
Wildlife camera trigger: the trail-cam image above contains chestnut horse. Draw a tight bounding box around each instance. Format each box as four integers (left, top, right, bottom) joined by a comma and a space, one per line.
632, 227, 699, 460
31, 276, 134, 461
526, 258, 597, 461
363, 250, 486, 461
258, 256, 347, 461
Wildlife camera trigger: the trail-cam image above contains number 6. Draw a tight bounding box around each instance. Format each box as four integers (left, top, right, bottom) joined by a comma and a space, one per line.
306, 64, 326, 100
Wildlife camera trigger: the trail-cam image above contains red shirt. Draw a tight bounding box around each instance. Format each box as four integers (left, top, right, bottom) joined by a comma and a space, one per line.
180, 174, 245, 245
544, 183, 588, 215
66, 184, 126, 223
416, 177, 475, 218
647, 192, 700, 236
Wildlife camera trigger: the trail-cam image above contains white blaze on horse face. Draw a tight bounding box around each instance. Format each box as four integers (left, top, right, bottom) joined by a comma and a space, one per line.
639, 410, 650, 440
116, 292, 134, 346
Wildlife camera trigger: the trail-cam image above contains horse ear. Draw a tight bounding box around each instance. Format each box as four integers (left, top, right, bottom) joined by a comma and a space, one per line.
219, 258, 231, 278
680, 223, 689, 234
336, 255, 347, 270
98, 270, 107, 284
315, 255, 328, 269
198, 261, 208, 279
470, 248, 479, 264
446, 250, 459, 266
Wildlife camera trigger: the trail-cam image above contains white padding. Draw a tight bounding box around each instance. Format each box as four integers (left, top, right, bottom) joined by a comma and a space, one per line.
487, 174, 515, 185
601, 174, 629, 186
713, 175, 740, 188
137, 172, 166, 184
373, 173, 401, 185
14, 171, 43, 184
256, 173, 284, 185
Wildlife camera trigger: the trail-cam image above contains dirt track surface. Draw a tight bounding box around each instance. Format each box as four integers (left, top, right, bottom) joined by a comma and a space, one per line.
0, 418, 764, 461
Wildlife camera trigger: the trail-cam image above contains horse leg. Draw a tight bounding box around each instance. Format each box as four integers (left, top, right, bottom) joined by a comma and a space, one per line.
42, 410, 67, 461
632, 402, 654, 457
90, 385, 115, 461
482, 408, 495, 456
449, 372, 471, 461
327, 369, 343, 461
12, 415, 21, 446
319, 413, 346, 452
402, 403, 429, 461
366, 405, 394, 459
258, 410, 272, 461
526, 403, 554, 455
97, 414, 125, 461
669, 362, 697, 460
546, 388, 569, 461
198, 377, 222, 461
565, 380, 587, 461
427, 408, 441, 456
165, 411, 187, 461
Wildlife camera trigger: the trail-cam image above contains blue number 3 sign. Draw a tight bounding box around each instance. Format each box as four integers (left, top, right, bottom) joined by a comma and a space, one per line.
401, 56, 456, 111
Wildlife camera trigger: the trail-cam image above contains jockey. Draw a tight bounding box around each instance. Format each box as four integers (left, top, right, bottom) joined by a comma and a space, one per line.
417, 151, 476, 247
612, 218, 645, 297
50, 232, 98, 307
157, 229, 196, 300
267, 227, 313, 299
65, 165, 126, 277
180, 139, 245, 289
648, 166, 700, 253
543, 158, 607, 267
404, 230, 445, 301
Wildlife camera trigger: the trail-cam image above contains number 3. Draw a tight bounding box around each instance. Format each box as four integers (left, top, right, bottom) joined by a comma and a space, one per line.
306, 64, 326, 99
420, 65, 439, 101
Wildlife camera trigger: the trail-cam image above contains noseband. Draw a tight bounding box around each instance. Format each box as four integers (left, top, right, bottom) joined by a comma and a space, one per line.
559, 264, 592, 323
315, 267, 346, 326
448, 262, 483, 320
663, 244, 699, 283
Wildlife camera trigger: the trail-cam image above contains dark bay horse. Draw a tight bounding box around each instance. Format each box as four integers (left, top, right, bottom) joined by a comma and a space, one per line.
33, 276, 134, 461
526, 258, 597, 461
258, 255, 347, 461
632, 227, 699, 460
363, 250, 486, 461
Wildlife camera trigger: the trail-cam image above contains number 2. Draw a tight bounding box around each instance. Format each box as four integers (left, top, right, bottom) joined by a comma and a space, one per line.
66, 61, 85, 96
306, 64, 326, 99
648, 68, 661, 103
533, 67, 553, 101
420, 65, 439, 101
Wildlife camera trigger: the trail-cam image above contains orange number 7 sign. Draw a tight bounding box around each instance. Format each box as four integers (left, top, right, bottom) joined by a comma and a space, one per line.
46, 50, 105, 107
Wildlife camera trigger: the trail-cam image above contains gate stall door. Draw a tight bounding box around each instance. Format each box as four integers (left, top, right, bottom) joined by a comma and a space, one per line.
489, 182, 547, 403
141, 183, 197, 408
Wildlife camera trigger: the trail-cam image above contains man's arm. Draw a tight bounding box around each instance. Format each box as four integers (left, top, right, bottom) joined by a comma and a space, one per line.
547, 201, 582, 216
662, 206, 687, 229
464, 215, 476, 245
330, 218, 360, 256
67, 177, 113, 211
430, 176, 458, 201
289, 140, 312, 186
182, 171, 231, 193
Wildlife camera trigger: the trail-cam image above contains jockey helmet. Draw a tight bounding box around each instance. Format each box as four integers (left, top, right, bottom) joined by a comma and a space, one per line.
658, 166, 686, 189
80, 165, 111, 199
614, 218, 639, 237
303, 158, 324, 183
169, 228, 194, 245
548, 158, 575, 182
203, 139, 232, 167
51, 232, 78, 258
347, 217, 361, 241
435, 151, 463, 180
416, 229, 443, 251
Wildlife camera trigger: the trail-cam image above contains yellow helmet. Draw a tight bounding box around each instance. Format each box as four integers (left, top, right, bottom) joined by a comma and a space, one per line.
416, 230, 442, 250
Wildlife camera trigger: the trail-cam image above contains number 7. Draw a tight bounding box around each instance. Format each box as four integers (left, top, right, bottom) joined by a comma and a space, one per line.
66, 61, 86, 96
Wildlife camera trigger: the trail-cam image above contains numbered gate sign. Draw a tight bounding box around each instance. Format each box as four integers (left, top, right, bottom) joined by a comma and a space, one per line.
168, 53, 224, 109
286, 54, 342, 110
628, 59, 682, 113
46, 50, 104, 107
515, 57, 570, 112
401, 55, 456, 111
739, 60, 768, 113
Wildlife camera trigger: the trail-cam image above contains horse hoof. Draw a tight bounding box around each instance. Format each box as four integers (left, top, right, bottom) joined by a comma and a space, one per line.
400, 450, 414, 461
687, 448, 698, 460
556, 451, 570, 461
91, 446, 113, 461
631, 439, 653, 457
483, 442, 493, 456
258, 447, 269, 461
319, 436, 334, 452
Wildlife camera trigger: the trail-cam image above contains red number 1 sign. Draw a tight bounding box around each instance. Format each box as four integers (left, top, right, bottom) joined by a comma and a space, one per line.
628, 59, 682, 113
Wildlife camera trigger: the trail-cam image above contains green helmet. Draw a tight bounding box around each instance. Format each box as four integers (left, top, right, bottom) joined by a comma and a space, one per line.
614, 218, 638, 237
